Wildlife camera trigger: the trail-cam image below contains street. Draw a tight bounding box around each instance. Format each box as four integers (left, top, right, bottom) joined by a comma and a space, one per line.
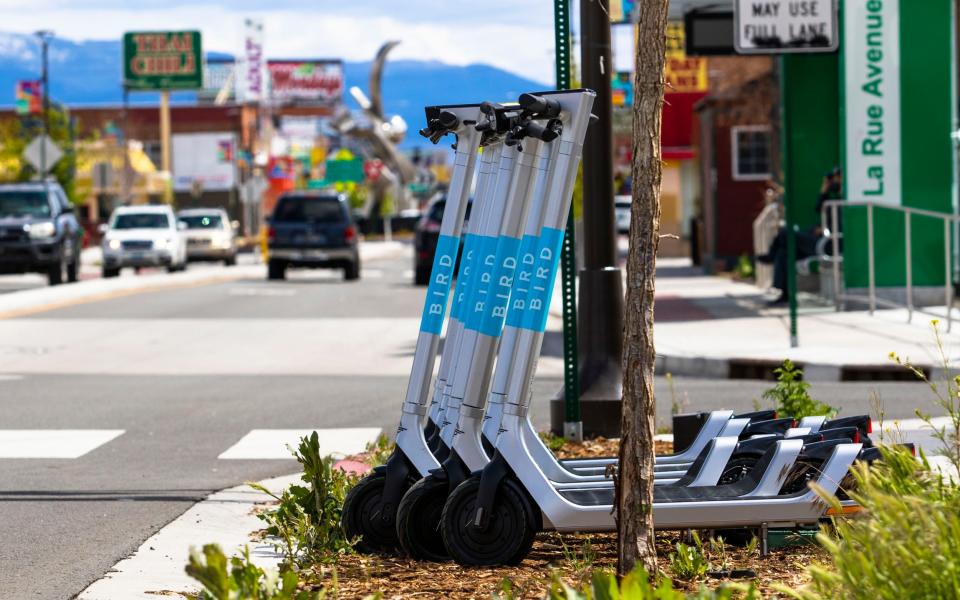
0, 242, 940, 599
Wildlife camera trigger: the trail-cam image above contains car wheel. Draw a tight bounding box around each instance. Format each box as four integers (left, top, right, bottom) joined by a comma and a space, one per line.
224, 255, 237, 267
66, 254, 80, 283
344, 260, 361, 281
102, 267, 119, 278
268, 259, 286, 280
47, 253, 66, 286
414, 263, 430, 286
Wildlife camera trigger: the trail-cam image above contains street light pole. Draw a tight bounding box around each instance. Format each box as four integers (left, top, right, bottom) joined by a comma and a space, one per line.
551, 0, 625, 437
35, 30, 53, 179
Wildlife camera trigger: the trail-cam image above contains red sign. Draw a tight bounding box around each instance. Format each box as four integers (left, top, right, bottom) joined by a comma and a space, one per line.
267, 60, 343, 104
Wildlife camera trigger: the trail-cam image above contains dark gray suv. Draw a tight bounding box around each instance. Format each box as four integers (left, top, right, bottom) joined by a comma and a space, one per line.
0, 182, 83, 285
266, 193, 361, 281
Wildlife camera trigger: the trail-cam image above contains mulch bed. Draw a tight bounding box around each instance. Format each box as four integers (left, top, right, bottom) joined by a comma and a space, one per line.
294, 436, 827, 598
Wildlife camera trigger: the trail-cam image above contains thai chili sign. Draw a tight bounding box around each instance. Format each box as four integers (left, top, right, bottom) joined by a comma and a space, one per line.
123, 31, 202, 90
267, 60, 344, 104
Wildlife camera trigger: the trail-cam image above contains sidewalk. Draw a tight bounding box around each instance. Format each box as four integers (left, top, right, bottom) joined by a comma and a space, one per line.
550, 257, 960, 381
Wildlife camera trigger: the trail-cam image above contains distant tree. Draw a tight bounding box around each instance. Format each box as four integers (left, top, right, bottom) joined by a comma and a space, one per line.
0, 105, 78, 202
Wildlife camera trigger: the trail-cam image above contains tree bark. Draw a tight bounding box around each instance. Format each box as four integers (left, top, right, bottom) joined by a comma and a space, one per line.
617, 0, 670, 577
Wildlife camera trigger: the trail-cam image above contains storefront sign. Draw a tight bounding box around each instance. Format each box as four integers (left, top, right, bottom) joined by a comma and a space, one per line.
734, 0, 838, 54
236, 18, 264, 102
844, 0, 900, 205
123, 31, 202, 90
267, 60, 344, 104
665, 22, 708, 93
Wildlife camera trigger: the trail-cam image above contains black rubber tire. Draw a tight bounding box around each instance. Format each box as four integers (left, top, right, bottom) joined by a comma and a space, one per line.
102, 267, 120, 278
441, 476, 536, 566
342, 470, 413, 555
224, 256, 237, 266
267, 259, 286, 280
344, 260, 360, 281
47, 252, 65, 286
414, 264, 429, 286
717, 455, 761, 485
780, 458, 825, 495
396, 475, 450, 561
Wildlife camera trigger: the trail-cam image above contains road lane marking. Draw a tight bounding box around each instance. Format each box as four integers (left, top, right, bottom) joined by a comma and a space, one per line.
227, 287, 297, 297
0, 374, 23, 381
218, 428, 381, 460
0, 429, 124, 458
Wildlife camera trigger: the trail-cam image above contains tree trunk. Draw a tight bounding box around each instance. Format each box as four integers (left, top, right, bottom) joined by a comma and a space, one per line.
617, 0, 670, 577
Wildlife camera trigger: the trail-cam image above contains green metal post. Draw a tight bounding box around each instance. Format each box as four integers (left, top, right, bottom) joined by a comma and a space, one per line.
781, 56, 799, 347
554, 0, 582, 438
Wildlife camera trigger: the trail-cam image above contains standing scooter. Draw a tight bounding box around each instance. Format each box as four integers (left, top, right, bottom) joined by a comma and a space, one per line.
342, 103, 489, 553
395, 90, 595, 560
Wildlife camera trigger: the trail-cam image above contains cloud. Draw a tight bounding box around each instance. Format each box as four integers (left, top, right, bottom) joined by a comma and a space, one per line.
0, 2, 556, 82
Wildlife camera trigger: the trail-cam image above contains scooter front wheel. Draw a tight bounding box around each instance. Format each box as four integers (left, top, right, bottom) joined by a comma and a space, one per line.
396, 475, 450, 561
342, 470, 407, 554
441, 475, 536, 566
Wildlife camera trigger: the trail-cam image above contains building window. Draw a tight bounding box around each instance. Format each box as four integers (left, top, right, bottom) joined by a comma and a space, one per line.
731, 126, 771, 181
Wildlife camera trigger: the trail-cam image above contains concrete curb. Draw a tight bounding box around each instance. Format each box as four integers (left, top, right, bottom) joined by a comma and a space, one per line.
655, 353, 943, 382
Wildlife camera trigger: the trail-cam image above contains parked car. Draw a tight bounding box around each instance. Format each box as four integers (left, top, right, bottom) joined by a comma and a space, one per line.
0, 182, 83, 286
266, 192, 360, 281
615, 195, 632, 234
100, 205, 187, 277
177, 208, 238, 266
413, 196, 471, 286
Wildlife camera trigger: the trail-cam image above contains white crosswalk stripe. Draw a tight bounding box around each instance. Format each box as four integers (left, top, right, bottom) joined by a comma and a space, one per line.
217, 428, 381, 460
0, 429, 125, 459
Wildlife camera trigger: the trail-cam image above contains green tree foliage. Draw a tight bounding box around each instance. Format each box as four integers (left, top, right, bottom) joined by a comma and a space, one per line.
0, 106, 78, 202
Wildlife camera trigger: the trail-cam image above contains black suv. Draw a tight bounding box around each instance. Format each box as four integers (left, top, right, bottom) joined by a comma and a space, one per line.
0, 182, 83, 285
267, 192, 361, 281
413, 196, 471, 285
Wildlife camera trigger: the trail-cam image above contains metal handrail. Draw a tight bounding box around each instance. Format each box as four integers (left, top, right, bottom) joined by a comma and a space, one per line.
820, 199, 954, 332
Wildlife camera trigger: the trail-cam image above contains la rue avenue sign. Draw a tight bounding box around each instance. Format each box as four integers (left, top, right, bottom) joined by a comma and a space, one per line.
123, 31, 202, 90
734, 1, 838, 54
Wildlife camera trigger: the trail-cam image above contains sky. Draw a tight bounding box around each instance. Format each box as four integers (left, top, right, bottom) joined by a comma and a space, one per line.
0, 0, 644, 82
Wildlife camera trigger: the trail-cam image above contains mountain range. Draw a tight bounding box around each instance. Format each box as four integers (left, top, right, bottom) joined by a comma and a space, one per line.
0, 32, 547, 148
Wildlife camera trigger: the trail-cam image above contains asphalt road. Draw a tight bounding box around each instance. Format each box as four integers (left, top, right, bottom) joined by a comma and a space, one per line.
0, 245, 938, 599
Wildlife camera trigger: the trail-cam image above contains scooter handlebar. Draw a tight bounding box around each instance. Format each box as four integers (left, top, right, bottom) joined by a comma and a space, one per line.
518, 93, 562, 118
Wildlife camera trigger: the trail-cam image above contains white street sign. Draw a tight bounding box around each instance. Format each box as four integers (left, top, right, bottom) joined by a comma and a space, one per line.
734, 0, 838, 54
23, 135, 64, 174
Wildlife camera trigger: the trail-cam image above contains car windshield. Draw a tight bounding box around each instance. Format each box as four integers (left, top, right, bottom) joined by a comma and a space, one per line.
0, 190, 52, 218
274, 196, 344, 223
180, 214, 223, 229
113, 213, 170, 229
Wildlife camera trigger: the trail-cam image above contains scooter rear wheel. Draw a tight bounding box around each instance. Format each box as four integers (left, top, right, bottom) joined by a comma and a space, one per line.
396, 475, 450, 561
717, 455, 761, 485
342, 470, 409, 554
441, 475, 536, 566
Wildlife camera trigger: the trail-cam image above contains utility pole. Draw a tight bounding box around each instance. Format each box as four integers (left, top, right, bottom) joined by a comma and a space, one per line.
35, 30, 54, 179
553, 0, 625, 437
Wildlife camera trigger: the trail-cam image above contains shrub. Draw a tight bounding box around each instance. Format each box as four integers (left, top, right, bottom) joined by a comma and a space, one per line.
249, 432, 358, 566
761, 360, 835, 419
782, 446, 960, 600
540, 430, 567, 452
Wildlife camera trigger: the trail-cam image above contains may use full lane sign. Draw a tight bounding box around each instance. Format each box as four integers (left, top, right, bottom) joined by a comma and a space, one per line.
734, 1, 838, 54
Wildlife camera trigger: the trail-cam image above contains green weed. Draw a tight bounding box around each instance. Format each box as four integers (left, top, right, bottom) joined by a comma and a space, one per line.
545, 567, 757, 599
540, 430, 567, 452
362, 434, 394, 468
669, 532, 708, 582
185, 544, 322, 600
761, 360, 836, 419
248, 432, 358, 567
